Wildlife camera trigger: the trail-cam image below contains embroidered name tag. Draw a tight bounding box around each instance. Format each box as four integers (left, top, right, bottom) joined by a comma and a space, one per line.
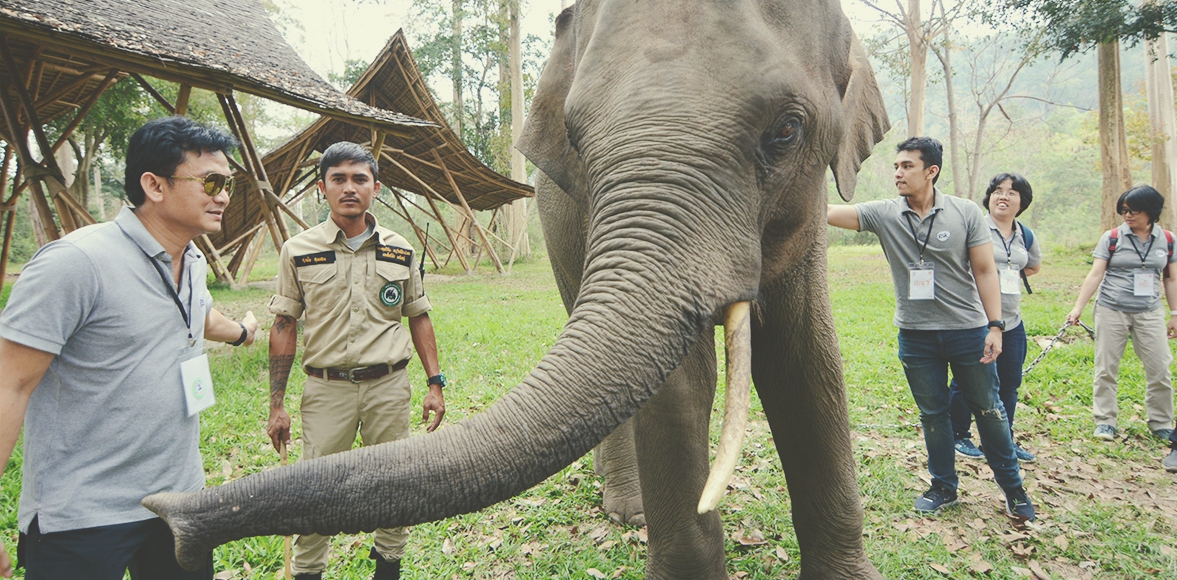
294, 251, 336, 267
376, 245, 413, 266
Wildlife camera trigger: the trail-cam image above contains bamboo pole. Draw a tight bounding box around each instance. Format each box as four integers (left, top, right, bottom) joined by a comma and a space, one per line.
0, 210, 16, 285
431, 149, 503, 273
237, 228, 268, 288
378, 193, 440, 269
380, 153, 472, 272
199, 234, 236, 286
174, 84, 192, 116
217, 93, 283, 251
129, 72, 176, 114
225, 92, 291, 242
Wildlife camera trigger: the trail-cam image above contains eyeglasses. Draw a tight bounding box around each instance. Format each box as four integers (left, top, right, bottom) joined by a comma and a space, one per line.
1120, 208, 1143, 216
166, 173, 235, 196
992, 190, 1020, 199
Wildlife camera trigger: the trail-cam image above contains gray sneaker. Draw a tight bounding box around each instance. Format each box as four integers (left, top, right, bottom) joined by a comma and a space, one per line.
1003, 485, 1036, 522
1093, 424, 1117, 441
1164, 449, 1177, 473
1153, 428, 1174, 442
914, 483, 959, 514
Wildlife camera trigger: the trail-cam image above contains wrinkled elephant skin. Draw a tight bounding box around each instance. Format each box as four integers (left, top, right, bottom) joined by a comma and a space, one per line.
143, 2, 889, 579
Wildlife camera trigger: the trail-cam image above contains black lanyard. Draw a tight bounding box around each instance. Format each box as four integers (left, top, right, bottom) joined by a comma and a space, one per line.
905, 211, 938, 264
1127, 230, 1157, 269
998, 228, 1016, 266
144, 250, 195, 345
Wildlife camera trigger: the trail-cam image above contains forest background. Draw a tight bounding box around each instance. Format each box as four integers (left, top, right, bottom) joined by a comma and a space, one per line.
6, 0, 1177, 265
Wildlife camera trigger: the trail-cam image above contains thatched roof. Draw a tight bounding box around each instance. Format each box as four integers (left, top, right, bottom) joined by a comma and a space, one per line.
209, 29, 533, 252
0, 0, 431, 134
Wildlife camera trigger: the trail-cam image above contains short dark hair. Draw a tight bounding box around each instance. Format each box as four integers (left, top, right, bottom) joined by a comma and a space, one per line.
319, 142, 379, 181
896, 137, 944, 185
982, 173, 1034, 217
1117, 185, 1166, 224
124, 116, 237, 206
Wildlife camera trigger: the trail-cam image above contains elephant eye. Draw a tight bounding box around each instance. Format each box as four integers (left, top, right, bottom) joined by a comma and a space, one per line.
774, 118, 802, 145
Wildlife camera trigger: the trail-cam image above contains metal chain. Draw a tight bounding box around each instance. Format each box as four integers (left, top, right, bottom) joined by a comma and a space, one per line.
1021, 320, 1095, 377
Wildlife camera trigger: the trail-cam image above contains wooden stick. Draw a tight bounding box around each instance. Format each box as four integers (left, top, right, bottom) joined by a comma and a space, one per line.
130, 72, 175, 113
381, 153, 472, 272
431, 150, 503, 273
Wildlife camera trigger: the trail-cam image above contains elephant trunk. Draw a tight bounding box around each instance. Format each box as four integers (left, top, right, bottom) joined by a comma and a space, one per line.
144, 197, 757, 570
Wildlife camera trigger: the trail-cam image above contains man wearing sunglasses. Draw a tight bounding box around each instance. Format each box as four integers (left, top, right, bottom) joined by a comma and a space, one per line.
266, 142, 445, 580
0, 116, 260, 579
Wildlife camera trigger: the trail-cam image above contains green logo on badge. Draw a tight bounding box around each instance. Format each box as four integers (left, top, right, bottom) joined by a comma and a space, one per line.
192, 378, 205, 400
380, 282, 402, 307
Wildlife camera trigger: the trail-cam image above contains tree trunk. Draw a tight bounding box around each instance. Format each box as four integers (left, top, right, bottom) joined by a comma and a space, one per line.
451, 0, 465, 137
1145, 34, 1177, 230
1099, 41, 1133, 232
504, 0, 530, 259
92, 165, 105, 221
905, 0, 927, 138
28, 194, 47, 248
933, 41, 964, 199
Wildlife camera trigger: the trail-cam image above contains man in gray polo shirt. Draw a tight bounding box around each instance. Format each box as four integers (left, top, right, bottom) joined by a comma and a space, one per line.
827, 136, 1035, 521
0, 117, 259, 579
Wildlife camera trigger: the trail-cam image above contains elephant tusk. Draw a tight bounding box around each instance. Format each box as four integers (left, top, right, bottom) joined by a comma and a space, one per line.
697, 301, 752, 514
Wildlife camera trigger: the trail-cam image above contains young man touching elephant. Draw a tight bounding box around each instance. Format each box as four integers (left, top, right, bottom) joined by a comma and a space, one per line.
0, 116, 259, 579
827, 136, 1036, 522
265, 142, 446, 580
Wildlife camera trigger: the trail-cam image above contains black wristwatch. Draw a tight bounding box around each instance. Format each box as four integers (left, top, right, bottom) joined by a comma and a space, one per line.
987, 320, 1006, 331
427, 373, 447, 388
230, 322, 249, 346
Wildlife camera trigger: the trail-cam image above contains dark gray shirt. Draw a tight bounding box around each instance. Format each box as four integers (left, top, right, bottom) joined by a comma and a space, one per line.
1, 207, 211, 533
1093, 223, 1177, 313
856, 189, 992, 330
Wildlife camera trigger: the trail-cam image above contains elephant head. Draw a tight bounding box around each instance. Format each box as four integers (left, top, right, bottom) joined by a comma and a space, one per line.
143, 0, 889, 575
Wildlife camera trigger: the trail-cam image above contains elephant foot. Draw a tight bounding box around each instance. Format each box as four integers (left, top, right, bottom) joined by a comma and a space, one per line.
796, 554, 883, 580
602, 484, 645, 527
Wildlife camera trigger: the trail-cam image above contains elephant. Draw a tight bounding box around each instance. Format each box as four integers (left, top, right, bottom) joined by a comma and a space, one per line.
143, 1, 890, 578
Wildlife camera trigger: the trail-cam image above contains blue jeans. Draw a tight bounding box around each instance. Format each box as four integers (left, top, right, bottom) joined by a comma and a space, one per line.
949, 322, 1027, 440
898, 327, 1022, 492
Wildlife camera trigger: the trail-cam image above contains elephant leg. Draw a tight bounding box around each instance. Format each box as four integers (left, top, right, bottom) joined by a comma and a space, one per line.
752, 250, 881, 579
633, 328, 726, 580
593, 421, 645, 526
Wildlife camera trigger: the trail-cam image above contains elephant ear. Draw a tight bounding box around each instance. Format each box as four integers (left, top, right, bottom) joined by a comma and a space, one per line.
517, 7, 587, 201
830, 32, 890, 202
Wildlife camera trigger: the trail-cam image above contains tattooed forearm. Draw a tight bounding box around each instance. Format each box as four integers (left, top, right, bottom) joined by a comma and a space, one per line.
272, 314, 293, 334
269, 354, 294, 410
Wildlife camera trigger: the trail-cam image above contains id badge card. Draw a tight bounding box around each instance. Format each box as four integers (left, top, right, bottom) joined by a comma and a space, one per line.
908, 262, 935, 300
1134, 270, 1157, 297
181, 353, 216, 416
1000, 267, 1021, 295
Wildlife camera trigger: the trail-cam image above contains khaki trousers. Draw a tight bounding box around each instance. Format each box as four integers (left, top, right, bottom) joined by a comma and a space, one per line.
291, 369, 412, 574
1093, 304, 1175, 431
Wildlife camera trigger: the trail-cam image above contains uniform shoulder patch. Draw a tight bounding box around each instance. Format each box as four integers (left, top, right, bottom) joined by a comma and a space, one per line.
294, 251, 336, 267
376, 245, 413, 266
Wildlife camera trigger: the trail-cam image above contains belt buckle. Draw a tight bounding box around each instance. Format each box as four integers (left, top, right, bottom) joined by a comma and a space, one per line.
347, 367, 363, 383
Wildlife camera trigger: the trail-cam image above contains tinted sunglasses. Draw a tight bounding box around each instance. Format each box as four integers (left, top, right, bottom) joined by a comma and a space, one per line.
166, 173, 235, 196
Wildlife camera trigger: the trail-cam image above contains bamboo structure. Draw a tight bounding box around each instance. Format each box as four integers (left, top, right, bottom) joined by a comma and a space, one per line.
0, 0, 433, 284
207, 30, 533, 279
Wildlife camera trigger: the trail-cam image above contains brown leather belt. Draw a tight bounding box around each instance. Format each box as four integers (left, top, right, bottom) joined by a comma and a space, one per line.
305, 359, 408, 383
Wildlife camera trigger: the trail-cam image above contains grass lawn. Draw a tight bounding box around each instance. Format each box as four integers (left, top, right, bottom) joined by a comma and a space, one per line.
3, 244, 1177, 579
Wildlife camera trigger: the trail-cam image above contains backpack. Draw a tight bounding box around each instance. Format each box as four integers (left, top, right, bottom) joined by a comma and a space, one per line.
1017, 221, 1035, 294
1108, 227, 1175, 279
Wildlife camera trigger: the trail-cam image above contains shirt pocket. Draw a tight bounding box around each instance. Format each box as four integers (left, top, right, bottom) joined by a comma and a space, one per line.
296, 263, 339, 306
373, 262, 411, 317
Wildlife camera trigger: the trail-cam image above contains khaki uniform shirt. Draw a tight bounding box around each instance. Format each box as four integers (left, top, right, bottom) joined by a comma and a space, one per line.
269, 214, 431, 370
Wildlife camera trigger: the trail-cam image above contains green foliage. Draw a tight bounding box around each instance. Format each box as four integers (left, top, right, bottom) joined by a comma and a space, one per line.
989, 0, 1177, 58
329, 58, 373, 90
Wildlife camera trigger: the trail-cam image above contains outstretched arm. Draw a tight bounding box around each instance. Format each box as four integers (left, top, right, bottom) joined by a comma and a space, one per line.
267, 315, 297, 451
0, 338, 54, 578
205, 308, 258, 345
408, 313, 445, 432
827, 205, 861, 231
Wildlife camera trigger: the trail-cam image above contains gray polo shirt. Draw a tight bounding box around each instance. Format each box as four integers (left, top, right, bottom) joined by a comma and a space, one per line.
988, 215, 1042, 331
1093, 222, 1177, 313
856, 189, 992, 330
0, 207, 210, 534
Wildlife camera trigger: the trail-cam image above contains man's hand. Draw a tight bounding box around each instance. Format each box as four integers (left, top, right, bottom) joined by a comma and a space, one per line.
1, 538, 12, 578
240, 311, 259, 346
267, 407, 292, 452
981, 328, 1003, 364
422, 384, 445, 432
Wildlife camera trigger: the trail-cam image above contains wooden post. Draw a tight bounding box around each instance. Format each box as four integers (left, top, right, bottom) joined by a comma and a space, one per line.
380, 153, 472, 272
237, 228, 268, 289
225, 92, 292, 242
431, 149, 504, 273
174, 84, 192, 116
199, 234, 236, 286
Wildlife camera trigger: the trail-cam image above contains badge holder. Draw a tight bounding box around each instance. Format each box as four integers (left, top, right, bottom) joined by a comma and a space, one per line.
181, 353, 216, 416
1000, 266, 1021, 295
1135, 270, 1156, 297
908, 262, 935, 300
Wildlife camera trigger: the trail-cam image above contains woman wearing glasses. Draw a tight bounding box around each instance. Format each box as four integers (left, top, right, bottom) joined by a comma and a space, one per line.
1067, 186, 1177, 463
951, 174, 1041, 463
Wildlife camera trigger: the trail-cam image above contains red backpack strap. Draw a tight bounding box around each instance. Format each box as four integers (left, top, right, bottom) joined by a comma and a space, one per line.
1108, 228, 1119, 256
1165, 230, 1175, 279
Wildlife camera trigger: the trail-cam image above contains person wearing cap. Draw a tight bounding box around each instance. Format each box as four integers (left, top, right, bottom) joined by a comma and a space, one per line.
0, 116, 259, 579
266, 141, 445, 580
950, 173, 1041, 463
